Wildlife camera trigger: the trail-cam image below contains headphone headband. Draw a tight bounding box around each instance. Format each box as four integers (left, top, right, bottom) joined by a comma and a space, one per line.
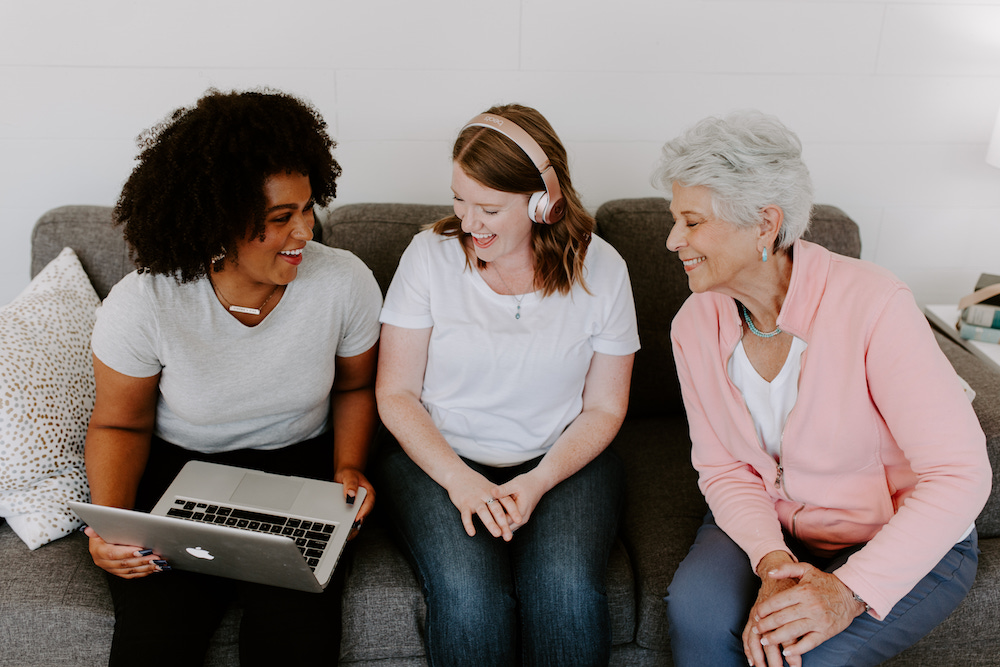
461, 113, 565, 224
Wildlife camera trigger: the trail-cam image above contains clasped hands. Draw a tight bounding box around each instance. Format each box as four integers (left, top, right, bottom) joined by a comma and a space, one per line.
743, 553, 868, 667
447, 468, 547, 542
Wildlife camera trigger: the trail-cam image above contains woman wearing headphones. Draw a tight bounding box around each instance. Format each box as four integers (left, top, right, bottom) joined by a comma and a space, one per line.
375, 103, 639, 666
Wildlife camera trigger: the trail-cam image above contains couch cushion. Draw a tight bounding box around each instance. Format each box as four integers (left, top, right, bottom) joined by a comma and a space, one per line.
323, 203, 453, 295
31, 207, 130, 301
0, 525, 114, 666
0, 525, 242, 666
611, 416, 706, 654
594, 198, 690, 420
0, 248, 100, 549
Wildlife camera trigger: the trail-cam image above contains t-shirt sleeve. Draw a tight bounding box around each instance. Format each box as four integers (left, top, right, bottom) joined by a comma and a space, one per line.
380, 232, 435, 330
591, 244, 641, 357
91, 272, 163, 378
336, 255, 384, 358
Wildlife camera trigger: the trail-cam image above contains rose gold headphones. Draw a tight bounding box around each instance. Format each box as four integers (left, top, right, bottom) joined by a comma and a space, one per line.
461, 113, 566, 225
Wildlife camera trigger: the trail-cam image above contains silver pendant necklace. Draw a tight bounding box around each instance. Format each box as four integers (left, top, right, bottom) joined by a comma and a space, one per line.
492, 264, 528, 320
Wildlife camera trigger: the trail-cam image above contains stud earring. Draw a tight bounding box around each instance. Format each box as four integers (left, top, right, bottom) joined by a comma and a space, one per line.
762, 247, 768, 263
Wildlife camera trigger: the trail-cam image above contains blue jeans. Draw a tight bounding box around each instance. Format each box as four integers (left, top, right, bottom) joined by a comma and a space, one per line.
376, 436, 624, 667
666, 512, 979, 667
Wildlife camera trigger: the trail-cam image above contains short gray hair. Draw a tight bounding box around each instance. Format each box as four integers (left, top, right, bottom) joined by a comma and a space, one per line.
652, 110, 813, 249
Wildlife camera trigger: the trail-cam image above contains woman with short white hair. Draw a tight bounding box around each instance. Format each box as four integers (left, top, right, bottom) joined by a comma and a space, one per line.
659, 110, 990, 666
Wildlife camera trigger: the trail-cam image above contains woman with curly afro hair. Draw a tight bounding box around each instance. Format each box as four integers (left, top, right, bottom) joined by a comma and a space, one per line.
83, 89, 382, 666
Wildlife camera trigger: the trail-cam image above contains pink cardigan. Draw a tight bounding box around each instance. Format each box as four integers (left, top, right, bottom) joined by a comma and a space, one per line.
670, 239, 991, 618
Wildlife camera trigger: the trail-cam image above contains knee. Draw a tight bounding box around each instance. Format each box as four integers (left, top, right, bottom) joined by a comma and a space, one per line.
666, 573, 710, 633
666, 567, 747, 644
425, 566, 514, 625
520, 562, 605, 623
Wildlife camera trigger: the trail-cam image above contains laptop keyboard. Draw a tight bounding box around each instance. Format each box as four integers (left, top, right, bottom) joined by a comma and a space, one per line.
166, 498, 335, 571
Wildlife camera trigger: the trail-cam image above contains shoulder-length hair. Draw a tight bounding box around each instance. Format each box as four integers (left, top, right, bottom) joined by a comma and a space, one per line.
432, 103, 593, 297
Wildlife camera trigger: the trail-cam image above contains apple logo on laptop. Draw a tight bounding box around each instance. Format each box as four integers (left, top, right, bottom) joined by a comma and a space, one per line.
186, 546, 215, 560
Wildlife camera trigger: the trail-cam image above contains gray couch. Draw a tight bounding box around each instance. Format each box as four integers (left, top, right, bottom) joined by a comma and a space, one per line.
3, 199, 998, 666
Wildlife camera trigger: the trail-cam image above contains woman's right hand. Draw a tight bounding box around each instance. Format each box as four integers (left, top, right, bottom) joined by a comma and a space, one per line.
743, 550, 798, 667
84, 526, 164, 579
444, 466, 522, 541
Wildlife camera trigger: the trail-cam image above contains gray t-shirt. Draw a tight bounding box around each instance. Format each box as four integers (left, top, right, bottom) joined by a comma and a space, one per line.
92, 241, 382, 453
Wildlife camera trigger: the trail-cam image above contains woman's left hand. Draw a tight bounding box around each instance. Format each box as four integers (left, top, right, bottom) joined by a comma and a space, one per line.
335, 466, 375, 540
492, 471, 549, 532
752, 562, 866, 664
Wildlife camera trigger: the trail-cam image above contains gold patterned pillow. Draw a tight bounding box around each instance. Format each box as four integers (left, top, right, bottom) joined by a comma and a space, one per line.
0, 248, 100, 549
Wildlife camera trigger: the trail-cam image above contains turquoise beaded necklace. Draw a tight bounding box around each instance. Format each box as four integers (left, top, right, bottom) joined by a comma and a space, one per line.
739, 301, 781, 339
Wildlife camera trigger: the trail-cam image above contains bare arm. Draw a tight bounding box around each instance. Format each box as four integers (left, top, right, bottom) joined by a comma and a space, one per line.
85, 355, 159, 508
375, 324, 522, 540
83, 354, 162, 578
330, 344, 379, 532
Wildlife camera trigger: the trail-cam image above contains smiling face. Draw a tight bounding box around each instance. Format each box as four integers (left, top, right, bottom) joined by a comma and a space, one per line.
665, 182, 760, 295
229, 171, 315, 287
451, 163, 533, 268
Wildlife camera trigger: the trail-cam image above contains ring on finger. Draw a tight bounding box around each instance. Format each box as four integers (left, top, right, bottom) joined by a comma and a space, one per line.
485, 498, 496, 505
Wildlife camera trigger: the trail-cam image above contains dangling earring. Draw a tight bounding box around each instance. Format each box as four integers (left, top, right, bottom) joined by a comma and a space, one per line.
762, 247, 768, 263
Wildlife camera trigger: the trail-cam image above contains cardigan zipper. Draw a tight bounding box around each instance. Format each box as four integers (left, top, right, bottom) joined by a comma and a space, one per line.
730, 305, 799, 502
775, 345, 809, 532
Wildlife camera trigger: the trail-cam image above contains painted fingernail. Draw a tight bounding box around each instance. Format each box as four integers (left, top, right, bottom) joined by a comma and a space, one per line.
346, 494, 355, 505
157, 565, 172, 572
153, 559, 168, 566
352, 520, 362, 531
135, 549, 154, 557
78, 524, 89, 532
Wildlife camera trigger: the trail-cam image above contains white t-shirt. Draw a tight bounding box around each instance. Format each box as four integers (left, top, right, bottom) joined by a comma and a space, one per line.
380, 230, 640, 466
727, 336, 808, 459
92, 241, 383, 453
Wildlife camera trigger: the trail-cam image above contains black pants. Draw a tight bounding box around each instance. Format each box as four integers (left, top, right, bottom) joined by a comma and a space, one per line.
106, 435, 345, 667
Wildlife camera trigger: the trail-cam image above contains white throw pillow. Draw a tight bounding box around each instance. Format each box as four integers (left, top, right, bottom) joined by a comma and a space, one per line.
0, 248, 100, 549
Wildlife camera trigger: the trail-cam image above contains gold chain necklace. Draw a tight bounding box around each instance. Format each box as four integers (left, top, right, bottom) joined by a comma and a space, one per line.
211, 280, 280, 316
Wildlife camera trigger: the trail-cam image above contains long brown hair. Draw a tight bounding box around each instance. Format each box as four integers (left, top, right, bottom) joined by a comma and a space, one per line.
432, 103, 593, 297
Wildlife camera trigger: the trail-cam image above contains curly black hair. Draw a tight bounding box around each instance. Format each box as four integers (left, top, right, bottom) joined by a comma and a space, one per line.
114, 88, 342, 282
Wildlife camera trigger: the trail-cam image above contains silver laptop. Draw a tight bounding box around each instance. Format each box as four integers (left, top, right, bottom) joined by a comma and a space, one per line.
70, 460, 364, 593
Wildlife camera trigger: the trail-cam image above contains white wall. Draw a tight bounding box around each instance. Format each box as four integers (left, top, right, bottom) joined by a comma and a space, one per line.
2, 0, 999, 306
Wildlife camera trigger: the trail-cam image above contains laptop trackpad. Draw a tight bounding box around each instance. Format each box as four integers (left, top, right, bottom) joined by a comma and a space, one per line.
229, 472, 302, 510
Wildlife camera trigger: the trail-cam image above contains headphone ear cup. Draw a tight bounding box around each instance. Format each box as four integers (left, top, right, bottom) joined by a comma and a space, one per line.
528, 191, 548, 224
